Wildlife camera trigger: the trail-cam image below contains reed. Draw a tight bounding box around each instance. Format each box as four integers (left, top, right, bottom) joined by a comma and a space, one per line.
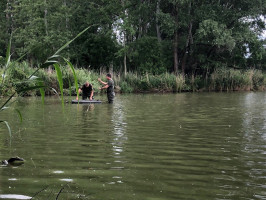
1, 63, 265, 96
208, 68, 264, 91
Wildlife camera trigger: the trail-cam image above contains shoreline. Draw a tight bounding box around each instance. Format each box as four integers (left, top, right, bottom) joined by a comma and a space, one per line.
1, 87, 265, 99
1, 65, 265, 97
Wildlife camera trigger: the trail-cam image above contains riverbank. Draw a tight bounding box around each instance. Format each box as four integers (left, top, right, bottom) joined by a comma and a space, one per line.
0, 62, 265, 96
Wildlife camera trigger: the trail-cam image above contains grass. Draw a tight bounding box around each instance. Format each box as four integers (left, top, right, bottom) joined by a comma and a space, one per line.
1, 63, 265, 96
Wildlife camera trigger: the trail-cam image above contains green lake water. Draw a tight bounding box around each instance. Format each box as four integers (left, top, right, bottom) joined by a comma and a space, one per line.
0, 92, 265, 200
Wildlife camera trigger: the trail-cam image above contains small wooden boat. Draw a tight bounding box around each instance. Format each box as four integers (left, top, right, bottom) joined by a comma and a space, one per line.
71, 100, 102, 104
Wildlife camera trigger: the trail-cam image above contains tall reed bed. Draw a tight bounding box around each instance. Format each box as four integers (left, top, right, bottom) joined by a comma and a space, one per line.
208, 68, 264, 91
1, 62, 265, 96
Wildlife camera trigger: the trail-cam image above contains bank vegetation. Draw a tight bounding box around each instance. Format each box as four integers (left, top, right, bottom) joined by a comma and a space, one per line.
0, 62, 265, 97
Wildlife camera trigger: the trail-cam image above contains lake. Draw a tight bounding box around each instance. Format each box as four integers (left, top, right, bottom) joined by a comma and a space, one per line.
0, 92, 266, 200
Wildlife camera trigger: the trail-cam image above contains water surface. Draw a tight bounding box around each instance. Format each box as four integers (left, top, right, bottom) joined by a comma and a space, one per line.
0, 93, 265, 199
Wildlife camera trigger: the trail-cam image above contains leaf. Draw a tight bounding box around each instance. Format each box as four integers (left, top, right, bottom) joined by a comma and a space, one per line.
0, 93, 16, 111
64, 58, 79, 100
15, 109, 23, 123
37, 80, 45, 104
50, 87, 59, 95
5, 33, 12, 68
0, 106, 9, 111
1, 33, 12, 85
0, 121, 12, 138
40, 60, 58, 68
54, 63, 64, 108
29, 76, 39, 80
48, 55, 60, 60
54, 26, 92, 55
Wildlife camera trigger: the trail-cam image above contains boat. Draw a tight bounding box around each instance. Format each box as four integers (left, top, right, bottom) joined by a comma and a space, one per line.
71, 100, 102, 104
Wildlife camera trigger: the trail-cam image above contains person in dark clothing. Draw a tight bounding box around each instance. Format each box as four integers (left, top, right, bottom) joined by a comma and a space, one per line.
76, 81, 94, 100
98, 73, 115, 103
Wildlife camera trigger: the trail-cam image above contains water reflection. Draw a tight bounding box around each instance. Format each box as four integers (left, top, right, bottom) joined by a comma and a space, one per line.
109, 99, 128, 185
241, 92, 266, 198
0, 93, 265, 200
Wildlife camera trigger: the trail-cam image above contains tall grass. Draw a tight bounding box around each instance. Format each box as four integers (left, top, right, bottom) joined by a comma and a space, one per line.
208, 68, 264, 91
1, 63, 265, 96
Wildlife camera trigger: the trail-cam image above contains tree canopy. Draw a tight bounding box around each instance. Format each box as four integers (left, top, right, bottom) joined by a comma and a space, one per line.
0, 0, 265, 74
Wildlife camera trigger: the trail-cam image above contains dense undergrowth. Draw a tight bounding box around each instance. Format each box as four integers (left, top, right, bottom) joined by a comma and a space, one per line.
0, 62, 265, 96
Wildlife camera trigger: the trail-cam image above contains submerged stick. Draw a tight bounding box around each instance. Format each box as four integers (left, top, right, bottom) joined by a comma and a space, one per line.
30, 185, 49, 199
55, 185, 67, 200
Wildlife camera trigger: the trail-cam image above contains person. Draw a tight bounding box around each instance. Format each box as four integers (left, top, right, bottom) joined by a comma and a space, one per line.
76, 81, 94, 100
98, 73, 115, 103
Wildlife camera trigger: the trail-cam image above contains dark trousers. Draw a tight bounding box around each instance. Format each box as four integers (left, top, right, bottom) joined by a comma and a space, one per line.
107, 92, 115, 103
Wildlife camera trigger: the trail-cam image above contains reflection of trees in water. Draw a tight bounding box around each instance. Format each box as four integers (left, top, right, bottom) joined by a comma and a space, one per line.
111, 100, 128, 158
240, 92, 266, 195
107, 99, 128, 185
242, 93, 266, 144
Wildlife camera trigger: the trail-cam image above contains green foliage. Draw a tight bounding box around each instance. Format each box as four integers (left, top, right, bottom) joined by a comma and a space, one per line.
196, 19, 236, 51
129, 36, 168, 74
209, 68, 264, 91
120, 81, 133, 93
54, 63, 64, 107
1, 0, 265, 74
1, 61, 266, 95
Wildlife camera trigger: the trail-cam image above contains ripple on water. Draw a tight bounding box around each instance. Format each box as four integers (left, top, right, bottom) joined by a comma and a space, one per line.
0, 93, 265, 200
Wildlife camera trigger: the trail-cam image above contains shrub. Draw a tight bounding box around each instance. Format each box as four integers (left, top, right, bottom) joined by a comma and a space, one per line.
120, 81, 133, 93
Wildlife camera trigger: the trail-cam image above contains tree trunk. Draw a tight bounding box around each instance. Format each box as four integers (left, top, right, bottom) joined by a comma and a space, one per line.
138, 18, 142, 39
181, 1, 192, 76
109, 61, 114, 75
64, 0, 69, 30
173, 31, 178, 74
173, 4, 179, 74
124, 52, 127, 76
121, 0, 127, 76
156, 0, 161, 42
6, 0, 12, 34
181, 22, 192, 76
44, 0, 48, 36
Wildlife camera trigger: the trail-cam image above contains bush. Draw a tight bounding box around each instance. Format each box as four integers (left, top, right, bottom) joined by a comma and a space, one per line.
120, 81, 133, 93
252, 69, 264, 89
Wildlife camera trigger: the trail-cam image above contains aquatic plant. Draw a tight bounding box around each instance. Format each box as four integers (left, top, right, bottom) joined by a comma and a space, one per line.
0, 26, 94, 136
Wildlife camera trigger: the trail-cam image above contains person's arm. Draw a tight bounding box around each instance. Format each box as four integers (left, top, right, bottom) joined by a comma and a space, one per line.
98, 78, 107, 85
76, 88, 82, 100
99, 85, 109, 90
90, 90, 94, 100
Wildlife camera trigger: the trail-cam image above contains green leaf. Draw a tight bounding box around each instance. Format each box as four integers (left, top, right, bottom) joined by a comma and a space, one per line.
37, 80, 45, 104
15, 109, 23, 123
50, 87, 59, 95
40, 60, 58, 68
48, 55, 60, 60
5, 33, 12, 68
54, 63, 64, 108
54, 26, 92, 55
1, 33, 12, 86
0, 121, 12, 138
0, 93, 16, 111
64, 58, 79, 100
1, 106, 9, 111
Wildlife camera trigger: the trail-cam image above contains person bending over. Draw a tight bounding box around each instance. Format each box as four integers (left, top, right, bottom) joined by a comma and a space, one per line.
76, 81, 94, 100
98, 73, 115, 103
